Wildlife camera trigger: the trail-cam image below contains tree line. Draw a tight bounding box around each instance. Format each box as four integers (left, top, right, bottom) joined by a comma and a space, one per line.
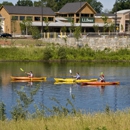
0, 0, 129, 13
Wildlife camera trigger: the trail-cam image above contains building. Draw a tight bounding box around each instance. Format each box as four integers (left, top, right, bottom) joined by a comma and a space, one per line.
0, 5, 55, 34
0, 2, 124, 35
116, 10, 130, 32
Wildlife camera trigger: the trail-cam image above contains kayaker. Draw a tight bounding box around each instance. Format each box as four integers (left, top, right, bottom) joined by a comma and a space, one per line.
25, 71, 33, 78
73, 72, 81, 80
99, 72, 105, 82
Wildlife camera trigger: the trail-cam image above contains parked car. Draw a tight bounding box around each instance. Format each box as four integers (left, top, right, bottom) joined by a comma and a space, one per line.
0, 33, 12, 38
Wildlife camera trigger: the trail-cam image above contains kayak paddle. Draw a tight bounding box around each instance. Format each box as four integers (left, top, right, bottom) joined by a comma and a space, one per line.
20, 68, 24, 72
69, 69, 72, 74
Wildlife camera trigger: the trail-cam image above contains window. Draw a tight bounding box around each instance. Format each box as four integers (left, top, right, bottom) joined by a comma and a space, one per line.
76, 14, 79, 17
42, 17, 46, 21
20, 16, 25, 21
48, 17, 54, 21
26, 16, 32, 21
34, 17, 40, 21
68, 14, 74, 17
61, 14, 67, 17
125, 20, 129, 31
90, 14, 94, 17
12, 16, 18, 20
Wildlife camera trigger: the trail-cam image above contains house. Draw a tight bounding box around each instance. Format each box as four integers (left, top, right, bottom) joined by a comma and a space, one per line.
0, 5, 55, 34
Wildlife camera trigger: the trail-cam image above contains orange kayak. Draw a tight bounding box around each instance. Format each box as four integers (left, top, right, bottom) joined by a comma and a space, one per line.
11, 76, 46, 81
81, 81, 120, 86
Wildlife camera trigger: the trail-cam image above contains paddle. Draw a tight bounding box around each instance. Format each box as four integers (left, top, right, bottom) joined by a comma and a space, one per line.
69, 69, 72, 75
20, 68, 27, 75
20, 68, 24, 72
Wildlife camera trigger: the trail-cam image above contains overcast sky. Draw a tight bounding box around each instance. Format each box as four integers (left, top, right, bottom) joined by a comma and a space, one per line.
2, 0, 115, 11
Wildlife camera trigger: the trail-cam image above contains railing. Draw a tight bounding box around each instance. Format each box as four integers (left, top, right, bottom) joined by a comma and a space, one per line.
12, 32, 130, 39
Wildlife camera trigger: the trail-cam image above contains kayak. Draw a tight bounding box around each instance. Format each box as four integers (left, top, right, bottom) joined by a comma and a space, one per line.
54, 82, 75, 84
11, 80, 45, 82
11, 76, 46, 81
81, 81, 120, 86
54, 78, 97, 82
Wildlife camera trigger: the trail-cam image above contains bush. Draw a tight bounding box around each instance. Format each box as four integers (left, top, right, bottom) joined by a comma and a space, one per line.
43, 48, 53, 60
58, 47, 67, 60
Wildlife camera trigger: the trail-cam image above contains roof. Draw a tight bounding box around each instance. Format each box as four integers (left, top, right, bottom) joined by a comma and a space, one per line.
117, 9, 130, 14
58, 2, 96, 14
32, 21, 104, 27
0, 5, 55, 16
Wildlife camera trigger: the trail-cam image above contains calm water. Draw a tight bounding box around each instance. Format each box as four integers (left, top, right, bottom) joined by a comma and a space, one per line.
0, 62, 130, 118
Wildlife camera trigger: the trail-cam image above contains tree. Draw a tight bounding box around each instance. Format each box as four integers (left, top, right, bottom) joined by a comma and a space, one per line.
69, 19, 75, 35
20, 18, 32, 35
93, 24, 99, 32
112, 0, 130, 13
1, 1, 14, 6
86, 0, 103, 13
74, 26, 81, 41
11, 16, 17, 35
16, 0, 33, 6
46, 0, 57, 11
44, 17, 50, 32
31, 26, 40, 39
108, 23, 115, 33
33, 0, 41, 7
101, 15, 108, 32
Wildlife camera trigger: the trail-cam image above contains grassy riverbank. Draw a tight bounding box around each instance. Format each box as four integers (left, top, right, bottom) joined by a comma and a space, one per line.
1, 110, 130, 130
1, 38, 130, 62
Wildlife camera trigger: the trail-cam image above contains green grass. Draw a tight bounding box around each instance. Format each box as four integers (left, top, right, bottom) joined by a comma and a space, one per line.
1, 38, 130, 62
1, 110, 130, 130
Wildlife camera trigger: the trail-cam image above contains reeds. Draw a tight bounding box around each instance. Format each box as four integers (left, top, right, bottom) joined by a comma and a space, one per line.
1, 110, 130, 130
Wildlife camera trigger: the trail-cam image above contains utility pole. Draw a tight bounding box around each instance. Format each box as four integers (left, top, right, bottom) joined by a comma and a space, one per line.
115, 0, 117, 33
41, 0, 43, 38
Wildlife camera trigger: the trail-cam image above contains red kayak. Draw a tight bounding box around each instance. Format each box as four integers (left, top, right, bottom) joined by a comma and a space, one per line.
81, 81, 120, 86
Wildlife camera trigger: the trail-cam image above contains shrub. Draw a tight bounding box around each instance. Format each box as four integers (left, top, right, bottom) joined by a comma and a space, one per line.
58, 47, 67, 60
43, 48, 53, 60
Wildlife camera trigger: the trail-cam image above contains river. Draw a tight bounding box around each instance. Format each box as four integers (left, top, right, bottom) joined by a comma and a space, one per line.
0, 62, 130, 118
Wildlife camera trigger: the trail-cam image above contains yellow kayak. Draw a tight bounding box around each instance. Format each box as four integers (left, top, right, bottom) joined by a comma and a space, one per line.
54, 78, 97, 83
54, 82, 75, 84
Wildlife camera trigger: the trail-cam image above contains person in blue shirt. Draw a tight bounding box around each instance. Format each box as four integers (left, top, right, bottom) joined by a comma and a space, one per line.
73, 72, 81, 80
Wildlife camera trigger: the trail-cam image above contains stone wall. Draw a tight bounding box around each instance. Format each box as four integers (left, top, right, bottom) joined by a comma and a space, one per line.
42, 37, 130, 51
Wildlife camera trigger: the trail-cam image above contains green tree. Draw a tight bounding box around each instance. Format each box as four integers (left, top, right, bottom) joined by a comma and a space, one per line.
16, 0, 33, 6
112, 0, 130, 13
108, 23, 115, 33
74, 26, 81, 41
33, 0, 41, 6
11, 16, 17, 35
70, 19, 75, 33
44, 17, 49, 32
46, 0, 57, 11
61, 26, 67, 34
20, 18, 32, 35
30, 26, 40, 39
101, 15, 108, 32
93, 24, 99, 32
1, 1, 14, 6
86, 0, 103, 13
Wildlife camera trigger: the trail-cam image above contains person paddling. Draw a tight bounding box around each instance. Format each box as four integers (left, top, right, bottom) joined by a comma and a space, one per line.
25, 71, 33, 78
73, 72, 81, 80
99, 72, 105, 82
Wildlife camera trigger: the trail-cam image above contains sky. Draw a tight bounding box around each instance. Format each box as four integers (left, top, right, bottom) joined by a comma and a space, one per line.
2, 0, 115, 11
